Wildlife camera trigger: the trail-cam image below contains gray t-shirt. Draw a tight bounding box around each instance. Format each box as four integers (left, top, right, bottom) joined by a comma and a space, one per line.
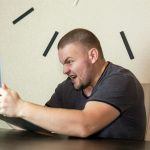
45, 62, 146, 140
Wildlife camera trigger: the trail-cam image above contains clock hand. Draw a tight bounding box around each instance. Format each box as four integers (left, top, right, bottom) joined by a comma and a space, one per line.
43, 31, 59, 57
120, 31, 134, 60
13, 7, 34, 24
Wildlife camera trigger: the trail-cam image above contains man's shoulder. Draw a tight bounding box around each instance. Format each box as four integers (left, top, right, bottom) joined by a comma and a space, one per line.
105, 62, 135, 80
97, 62, 139, 90
107, 62, 130, 75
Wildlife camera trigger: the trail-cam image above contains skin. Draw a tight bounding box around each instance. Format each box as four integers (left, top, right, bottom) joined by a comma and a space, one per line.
0, 43, 120, 137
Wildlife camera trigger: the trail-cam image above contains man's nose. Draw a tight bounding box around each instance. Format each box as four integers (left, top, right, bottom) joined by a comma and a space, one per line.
63, 65, 70, 74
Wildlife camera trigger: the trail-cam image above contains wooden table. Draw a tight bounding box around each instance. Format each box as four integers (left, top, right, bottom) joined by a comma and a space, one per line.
0, 128, 149, 150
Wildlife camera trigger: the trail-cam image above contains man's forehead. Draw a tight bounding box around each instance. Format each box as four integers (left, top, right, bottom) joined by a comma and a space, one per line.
58, 49, 75, 64
58, 46, 86, 64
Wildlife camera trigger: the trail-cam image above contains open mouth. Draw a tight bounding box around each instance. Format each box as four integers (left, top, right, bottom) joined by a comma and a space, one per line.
69, 75, 77, 82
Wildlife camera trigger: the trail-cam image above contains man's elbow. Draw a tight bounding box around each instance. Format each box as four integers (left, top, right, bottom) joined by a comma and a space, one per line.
75, 124, 96, 138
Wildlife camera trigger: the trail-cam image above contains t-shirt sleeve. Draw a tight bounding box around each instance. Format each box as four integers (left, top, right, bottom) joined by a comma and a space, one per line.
88, 74, 133, 113
45, 83, 63, 108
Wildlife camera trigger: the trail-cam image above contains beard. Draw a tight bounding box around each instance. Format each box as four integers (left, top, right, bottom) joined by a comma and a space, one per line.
72, 77, 91, 90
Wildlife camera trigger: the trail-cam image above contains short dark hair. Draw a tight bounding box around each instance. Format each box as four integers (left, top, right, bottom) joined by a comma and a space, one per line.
58, 28, 104, 59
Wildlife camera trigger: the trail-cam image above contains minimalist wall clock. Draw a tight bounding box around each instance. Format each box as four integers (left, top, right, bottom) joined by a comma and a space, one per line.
0, 0, 150, 109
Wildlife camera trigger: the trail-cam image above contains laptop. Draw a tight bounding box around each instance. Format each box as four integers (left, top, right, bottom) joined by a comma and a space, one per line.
0, 63, 2, 88
0, 64, 51, 135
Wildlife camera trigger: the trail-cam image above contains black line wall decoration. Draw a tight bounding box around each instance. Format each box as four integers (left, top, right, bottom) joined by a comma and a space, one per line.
13, 7, 34, 24
120, 31, 134, 59
43, 31, 59, 57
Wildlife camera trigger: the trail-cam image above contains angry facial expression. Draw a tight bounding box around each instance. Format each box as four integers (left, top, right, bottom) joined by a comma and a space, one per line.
58, 43, 93, 90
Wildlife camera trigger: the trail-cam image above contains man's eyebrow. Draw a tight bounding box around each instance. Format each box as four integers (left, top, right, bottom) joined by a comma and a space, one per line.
64, 57, 72, 64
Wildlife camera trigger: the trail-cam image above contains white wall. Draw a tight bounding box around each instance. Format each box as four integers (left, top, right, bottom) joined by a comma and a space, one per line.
0, 0, 150, 128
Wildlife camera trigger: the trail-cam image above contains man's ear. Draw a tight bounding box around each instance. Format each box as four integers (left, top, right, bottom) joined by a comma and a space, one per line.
88, 48, 99, 64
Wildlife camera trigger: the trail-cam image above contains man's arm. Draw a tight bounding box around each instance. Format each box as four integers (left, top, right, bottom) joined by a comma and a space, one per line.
16, 100, 120, 137
0, 84, 120, 137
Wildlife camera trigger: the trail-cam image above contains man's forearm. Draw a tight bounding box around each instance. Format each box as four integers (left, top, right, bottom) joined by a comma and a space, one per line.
18, 101, 87, 137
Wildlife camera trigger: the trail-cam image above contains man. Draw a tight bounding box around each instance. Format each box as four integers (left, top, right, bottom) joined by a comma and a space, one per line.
0, 28, 146, 140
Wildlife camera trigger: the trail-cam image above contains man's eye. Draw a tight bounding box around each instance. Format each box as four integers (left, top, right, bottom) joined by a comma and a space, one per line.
67, 60, 74, 64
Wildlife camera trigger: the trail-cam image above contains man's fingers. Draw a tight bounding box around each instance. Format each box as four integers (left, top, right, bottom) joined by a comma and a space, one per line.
0, 84, 8, 96
2, 84, 8, 90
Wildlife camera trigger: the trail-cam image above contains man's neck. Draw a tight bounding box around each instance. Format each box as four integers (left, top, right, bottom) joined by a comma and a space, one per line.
83, 60, 108, 97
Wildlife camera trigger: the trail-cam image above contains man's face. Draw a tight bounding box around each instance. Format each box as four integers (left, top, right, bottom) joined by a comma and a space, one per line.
58, 43, 93, 90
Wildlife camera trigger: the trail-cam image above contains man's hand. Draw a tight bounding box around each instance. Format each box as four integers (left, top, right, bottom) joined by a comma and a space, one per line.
0, 84, 23, 117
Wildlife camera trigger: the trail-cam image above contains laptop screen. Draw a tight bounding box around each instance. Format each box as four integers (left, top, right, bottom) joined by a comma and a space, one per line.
0, 64, 2, 87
